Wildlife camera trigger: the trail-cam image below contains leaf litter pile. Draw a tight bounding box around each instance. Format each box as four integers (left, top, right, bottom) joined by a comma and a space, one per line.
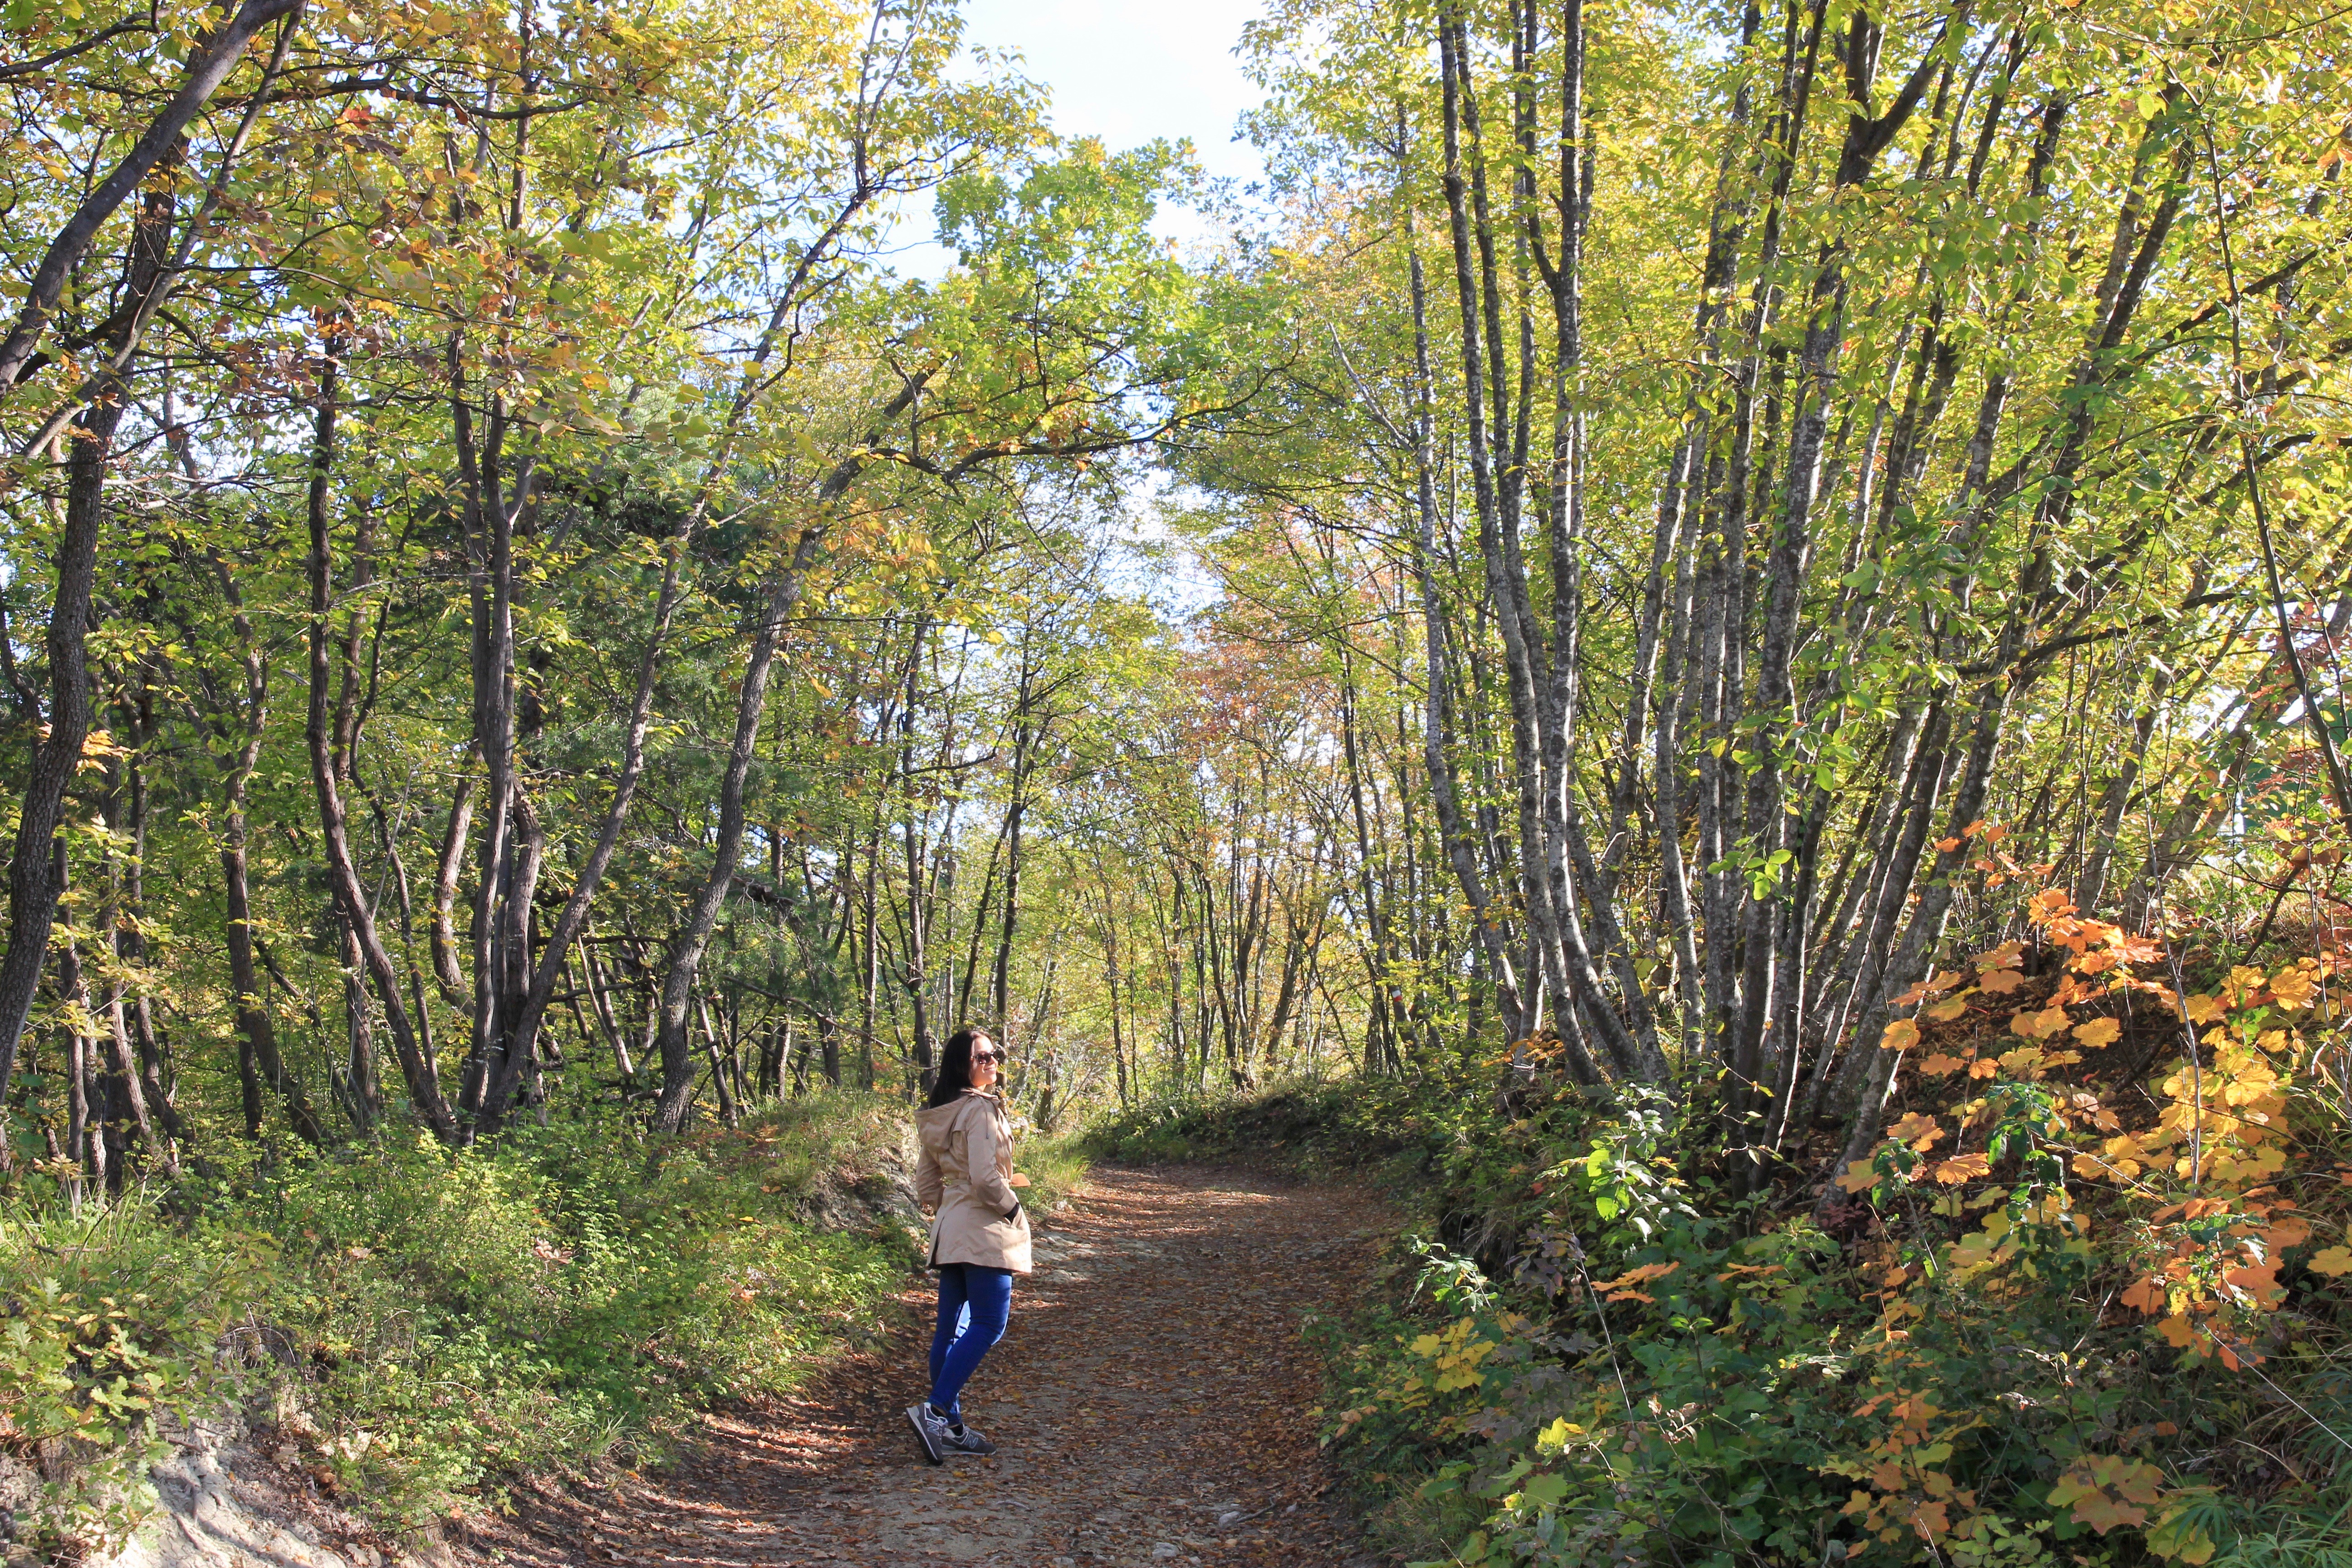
463, 1166, 1389, 1566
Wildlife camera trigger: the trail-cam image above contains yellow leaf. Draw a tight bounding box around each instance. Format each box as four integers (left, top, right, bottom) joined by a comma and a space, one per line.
2073, 1017, 2122, 1049
1926, 995, 1970, 1022
2306, 1247, 2352, 1276
2270, 969, 2318, 1009
2184, 995, 2226, 1024
2011, 1005, 2071, 1040
1881, 1019, 1921, 1052
2150, 1497, 2219, 1566
1535, 1417, 1582, 1454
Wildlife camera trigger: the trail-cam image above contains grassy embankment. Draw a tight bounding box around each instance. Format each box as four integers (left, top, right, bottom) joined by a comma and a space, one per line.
2, 1091, 1089, 1560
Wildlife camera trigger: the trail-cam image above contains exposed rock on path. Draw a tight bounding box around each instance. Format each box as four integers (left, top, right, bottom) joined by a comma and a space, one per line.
468, 1166, 1388, 1567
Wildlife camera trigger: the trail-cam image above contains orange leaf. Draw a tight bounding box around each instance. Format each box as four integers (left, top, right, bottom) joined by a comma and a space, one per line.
1881, 1019, 1921, 1052
1891, 969, 1966, 1006
2068, 1488, 2148, 1535
2051, 1457, 2165, 1535
1590, 1261, 1679, 1294
1979, 969, 2026, 995
2028, 888, 2078, 920
2224, 1260, 2284, 1304
1887, 1112, 1945, 1151
2263, 1216, 2313, 1250
1931, 1153, 1991, 1184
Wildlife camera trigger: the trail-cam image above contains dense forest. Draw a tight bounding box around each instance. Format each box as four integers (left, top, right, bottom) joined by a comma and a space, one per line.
4, 0, 2352, 1560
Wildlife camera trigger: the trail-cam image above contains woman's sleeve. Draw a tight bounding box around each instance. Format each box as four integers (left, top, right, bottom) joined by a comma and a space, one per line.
961, 1107, 1019, 1219
915, 1134, 943, 1211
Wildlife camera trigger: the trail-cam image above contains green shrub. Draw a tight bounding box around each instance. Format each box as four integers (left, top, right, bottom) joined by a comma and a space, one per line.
0, 1198, 269, 1555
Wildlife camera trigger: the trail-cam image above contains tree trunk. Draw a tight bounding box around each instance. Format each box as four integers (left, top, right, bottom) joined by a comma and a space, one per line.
0, 181, 176, 1152
304, 336, 460, 1143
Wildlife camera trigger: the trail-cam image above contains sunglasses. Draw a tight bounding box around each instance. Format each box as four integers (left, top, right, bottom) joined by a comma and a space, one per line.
971, 1049, 1003, 1064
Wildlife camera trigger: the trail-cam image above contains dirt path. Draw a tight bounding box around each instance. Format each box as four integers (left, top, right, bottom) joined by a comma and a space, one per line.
466, 1166, 1390, 1568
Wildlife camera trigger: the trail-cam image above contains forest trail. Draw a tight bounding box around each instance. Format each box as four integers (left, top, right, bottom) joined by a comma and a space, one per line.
466, 1168, 1392, 1568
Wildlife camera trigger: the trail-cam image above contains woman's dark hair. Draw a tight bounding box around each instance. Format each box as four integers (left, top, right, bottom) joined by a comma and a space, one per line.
925, 1027, 996, 1107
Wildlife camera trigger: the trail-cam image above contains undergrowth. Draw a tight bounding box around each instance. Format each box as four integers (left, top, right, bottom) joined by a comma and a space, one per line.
0, 1091, 920, 1559
1107, 898, 2352, 1568
1013, 1131, 1094, 1214
1080, 1079, 1413, 1170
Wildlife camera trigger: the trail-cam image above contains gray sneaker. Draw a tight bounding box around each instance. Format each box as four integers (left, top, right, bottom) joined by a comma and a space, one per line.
905, 1402, 947, 1465
942, 1420, 996, 1456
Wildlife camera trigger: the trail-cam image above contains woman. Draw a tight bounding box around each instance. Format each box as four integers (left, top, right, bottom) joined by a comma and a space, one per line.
907, 1026, 1032, 1463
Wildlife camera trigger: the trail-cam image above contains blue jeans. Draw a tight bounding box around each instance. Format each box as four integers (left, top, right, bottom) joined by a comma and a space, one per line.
927, 1263, 1013, 1421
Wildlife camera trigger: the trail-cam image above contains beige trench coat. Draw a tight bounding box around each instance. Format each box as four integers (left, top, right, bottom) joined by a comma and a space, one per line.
913, 1089, 1033, 1274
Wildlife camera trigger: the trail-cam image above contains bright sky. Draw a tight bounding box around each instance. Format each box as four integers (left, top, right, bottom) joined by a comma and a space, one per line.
887, 0, 1270, 274
960, 0, 1266, 184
